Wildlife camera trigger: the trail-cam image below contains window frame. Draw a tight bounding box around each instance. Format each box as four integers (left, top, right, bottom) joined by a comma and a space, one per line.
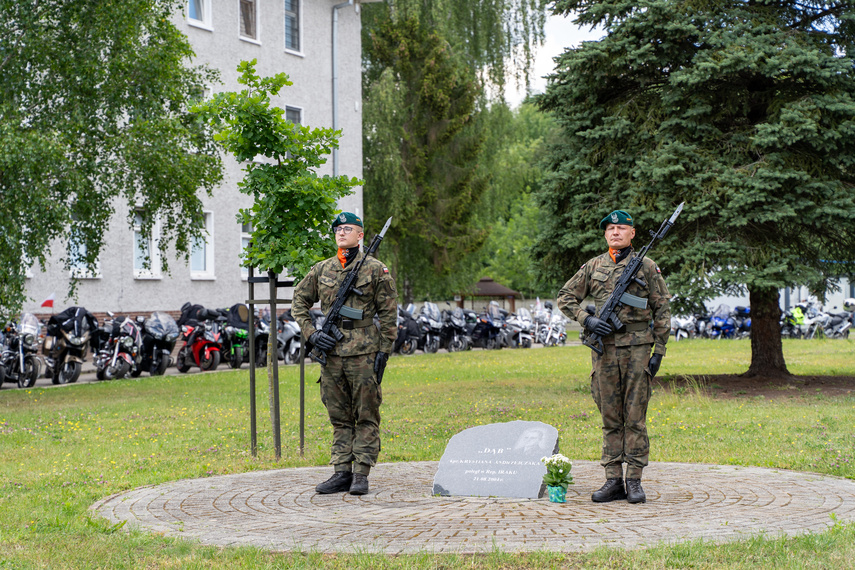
239, 0, 261, 44
133, 210, 162, 280
284, 0, 302, 55
187, 0, 214, 32
68, 240, 102, 280
190, 210, 216, 281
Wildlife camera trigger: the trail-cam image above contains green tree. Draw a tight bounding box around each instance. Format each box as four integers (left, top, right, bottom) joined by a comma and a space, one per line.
536, 0, 855, 376
0, 0, 223, 316
362, 0, 548, 93
478, 101, 559, 298
193, 60, 359, 281
363, 17, 488, 302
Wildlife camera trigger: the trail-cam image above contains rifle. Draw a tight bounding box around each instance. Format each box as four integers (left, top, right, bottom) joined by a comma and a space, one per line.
307, 216, 393, 366
583, 203, 684, 355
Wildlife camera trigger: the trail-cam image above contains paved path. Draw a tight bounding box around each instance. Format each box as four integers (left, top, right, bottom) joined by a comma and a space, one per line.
92, 460, 855, 554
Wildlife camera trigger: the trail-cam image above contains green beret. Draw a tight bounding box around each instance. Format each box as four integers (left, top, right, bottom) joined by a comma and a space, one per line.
331, 211, 363, 230
599, 210, 633, 230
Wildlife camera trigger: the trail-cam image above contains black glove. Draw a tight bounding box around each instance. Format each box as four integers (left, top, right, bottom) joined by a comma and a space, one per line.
309, 330, 336, 352
584, 315, 612, 337
374, 351, 389, 384
647, 353, 663, 378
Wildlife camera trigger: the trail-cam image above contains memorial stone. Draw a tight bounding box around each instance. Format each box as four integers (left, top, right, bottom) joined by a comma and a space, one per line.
433, 420, 559, 499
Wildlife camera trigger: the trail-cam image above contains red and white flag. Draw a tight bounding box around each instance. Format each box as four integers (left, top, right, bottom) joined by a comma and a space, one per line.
40, 293, 56, 308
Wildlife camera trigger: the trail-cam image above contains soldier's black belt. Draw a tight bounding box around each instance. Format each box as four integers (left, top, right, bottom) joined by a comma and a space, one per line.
618, 322, 650, 333
339, 318, 374, 330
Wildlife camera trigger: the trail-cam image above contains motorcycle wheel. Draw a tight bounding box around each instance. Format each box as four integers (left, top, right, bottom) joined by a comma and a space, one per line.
106, 359, 130, 380
130, 364, 143, 377
19, 355, 40, 388
96, 366, 106, 381
522, 338, 532, 349
284, 346, 300, 365
176, 352, 191, 373
153, 352, 170, 376
200, 350, 220, 371
255, 345, 267, 367
0, 363, 5, 385
57, 361, 81, 384
229, 347, 243, 369
425, 339, 439, 354
400, 339, 417, 355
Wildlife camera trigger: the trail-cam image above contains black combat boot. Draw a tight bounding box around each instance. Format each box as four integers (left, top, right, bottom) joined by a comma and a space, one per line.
349, 473, 369, 495
625, 478, 646, 503
315, 471, 352, 494
591, 478, 627, 502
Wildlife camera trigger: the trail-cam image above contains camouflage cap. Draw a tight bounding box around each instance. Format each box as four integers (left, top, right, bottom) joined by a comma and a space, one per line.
331, 212, 363, 229
599, 209, 633, 230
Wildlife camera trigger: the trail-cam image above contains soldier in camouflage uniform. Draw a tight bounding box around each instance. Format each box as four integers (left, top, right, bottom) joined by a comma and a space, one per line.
557, 209, 671, 504
292, 212, 398, 495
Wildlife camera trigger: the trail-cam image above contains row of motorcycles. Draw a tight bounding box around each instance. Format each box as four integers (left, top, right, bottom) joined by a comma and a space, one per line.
392, 300, 569, 355
670, 299, 855, 341
0, 302, 309, 389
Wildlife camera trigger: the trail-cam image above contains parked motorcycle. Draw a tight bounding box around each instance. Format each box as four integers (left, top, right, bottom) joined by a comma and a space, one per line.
441, 304, 470, 352
175, 307, 222, 372
468, 301, 504, 349
709, 304, 737, 339
252, 308, 284, 367
0, 313, 42, 388
418, 302, 443, 353
671, 314, 697, 341
92, 315, 142, 380
136, 311, 179, 376
220, 304, 251, 369
43, 306, 96, 384
394, 304, 420, 355
277, 309, 302, 365
507, 307, 534, 348
732, 306, 751, 339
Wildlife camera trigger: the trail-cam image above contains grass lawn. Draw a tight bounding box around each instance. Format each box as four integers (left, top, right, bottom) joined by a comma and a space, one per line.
0, 339, 854, 568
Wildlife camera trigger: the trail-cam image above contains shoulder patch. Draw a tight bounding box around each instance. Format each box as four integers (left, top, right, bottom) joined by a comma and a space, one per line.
655, 265, 661, 273
382, 266, 389, 274
580, 263, 586, 270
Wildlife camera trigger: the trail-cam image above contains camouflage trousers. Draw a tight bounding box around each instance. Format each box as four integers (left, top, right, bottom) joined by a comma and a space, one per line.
590, 343, 653, 480
319, 353, 382, 475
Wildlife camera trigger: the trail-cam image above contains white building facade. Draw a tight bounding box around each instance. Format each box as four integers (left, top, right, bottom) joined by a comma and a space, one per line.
24, 0, 371, 316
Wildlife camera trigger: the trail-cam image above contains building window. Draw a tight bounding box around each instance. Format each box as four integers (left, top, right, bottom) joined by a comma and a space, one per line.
133, 211, 161, 279
286, 106, 302, 124
284, 0, 300, 52
240, 0, 257, 40
190, 211, 215, 280
188, 0, 213, 30
68, 239, 101, 279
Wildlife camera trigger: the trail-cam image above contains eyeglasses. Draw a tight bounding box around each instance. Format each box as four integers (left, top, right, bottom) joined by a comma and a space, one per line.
333, 226, 358, 234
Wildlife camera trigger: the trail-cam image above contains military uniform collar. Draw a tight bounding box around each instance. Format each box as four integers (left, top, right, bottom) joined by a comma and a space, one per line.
331, 249, 365, 272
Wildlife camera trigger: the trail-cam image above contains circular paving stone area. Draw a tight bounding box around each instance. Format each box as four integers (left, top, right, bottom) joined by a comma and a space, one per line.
91, 461, 855, 554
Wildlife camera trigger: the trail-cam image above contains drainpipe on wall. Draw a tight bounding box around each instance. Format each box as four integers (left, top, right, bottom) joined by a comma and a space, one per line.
331, 0, 354, 178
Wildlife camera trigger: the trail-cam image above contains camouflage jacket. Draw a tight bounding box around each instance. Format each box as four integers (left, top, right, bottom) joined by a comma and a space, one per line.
557, 251, 671, 355
292, 251, 398, 356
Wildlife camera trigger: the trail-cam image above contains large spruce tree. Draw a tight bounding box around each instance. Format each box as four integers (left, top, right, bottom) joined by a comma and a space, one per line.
535, 0, 855, 376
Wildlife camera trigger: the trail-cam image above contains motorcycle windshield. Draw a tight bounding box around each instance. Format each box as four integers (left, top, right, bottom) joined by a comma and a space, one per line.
145, 312, 179, 337
18, 313, 41, 336
120, 320, 141, 346
422, 302, 441, 322
517, 308, 532, 323
487, 302, 503, 321
712, 304, 731, 319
